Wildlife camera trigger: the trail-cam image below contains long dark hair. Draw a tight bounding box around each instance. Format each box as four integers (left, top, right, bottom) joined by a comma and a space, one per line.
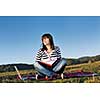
41, 33, 55, 51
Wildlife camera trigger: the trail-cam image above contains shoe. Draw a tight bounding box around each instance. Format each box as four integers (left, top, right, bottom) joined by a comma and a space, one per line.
45, 76, 49, 80
35, 73, 38, 80
61, 73, 64, 79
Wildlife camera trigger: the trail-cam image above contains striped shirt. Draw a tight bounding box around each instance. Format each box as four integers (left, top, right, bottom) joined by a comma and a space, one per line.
35, 46, 61, 66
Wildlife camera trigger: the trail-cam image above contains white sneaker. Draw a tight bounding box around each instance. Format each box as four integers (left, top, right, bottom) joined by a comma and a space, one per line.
35, 73, 38, 80
61, 73, 64, 79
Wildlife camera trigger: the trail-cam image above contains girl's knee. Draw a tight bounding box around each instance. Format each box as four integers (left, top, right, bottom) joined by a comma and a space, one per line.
34, 62, 39, 68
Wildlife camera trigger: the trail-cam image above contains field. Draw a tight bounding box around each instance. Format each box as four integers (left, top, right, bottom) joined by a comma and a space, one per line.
0, 61, 100, 83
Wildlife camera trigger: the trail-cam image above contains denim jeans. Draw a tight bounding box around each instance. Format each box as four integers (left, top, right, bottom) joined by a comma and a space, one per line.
34, 58, 67, 77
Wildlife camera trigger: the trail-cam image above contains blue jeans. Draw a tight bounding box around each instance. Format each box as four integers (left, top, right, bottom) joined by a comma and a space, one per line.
34, 58, 67, 77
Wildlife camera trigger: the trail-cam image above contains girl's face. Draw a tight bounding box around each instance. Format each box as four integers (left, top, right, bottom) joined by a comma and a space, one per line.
42, 37, 50, 46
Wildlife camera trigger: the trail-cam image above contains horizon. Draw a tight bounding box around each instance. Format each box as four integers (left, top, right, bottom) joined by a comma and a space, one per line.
0, 16, 100, 64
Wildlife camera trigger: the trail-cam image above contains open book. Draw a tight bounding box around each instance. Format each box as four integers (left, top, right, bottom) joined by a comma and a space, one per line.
39, 57, 58, 67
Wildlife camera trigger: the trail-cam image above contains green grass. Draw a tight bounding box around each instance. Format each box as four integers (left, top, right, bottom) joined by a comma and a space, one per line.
0, 61, 100, 83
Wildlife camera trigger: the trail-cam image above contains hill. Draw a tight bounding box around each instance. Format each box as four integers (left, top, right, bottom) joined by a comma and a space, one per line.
0, 55, 100, 73
0, 54, 100, 83
66, 55, 100, 65
0, 60, 100, 83
0, 64, 34, 72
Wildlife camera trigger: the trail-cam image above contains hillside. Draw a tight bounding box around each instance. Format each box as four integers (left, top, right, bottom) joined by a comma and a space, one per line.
0, 64, 34, 72
0, 60, 100, 83
66, 55, 100, 65
0, 55, 100, 72
0, 54, 100, 83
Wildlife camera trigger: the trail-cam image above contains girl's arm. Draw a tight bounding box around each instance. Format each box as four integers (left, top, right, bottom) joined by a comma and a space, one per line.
56, 46, 61, 59
35, 49, 42, 62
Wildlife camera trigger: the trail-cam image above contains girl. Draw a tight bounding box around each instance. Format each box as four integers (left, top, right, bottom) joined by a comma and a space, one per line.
34, 33, 67, 79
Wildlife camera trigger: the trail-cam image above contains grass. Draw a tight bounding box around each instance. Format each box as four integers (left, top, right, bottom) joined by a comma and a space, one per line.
0, 69, 35, 77
0, 61, 100, 83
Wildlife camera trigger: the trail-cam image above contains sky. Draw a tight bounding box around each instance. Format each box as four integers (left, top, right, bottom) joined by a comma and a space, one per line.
0, 16, 100, 65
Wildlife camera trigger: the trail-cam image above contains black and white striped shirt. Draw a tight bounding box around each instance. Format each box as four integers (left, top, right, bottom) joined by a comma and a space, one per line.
35, 46, 61, 65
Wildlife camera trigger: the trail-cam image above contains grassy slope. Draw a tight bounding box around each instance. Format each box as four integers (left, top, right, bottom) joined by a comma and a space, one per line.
0, 61, 100, 83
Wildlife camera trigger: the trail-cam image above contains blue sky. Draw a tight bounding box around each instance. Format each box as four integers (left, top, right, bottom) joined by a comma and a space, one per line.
0, 16, 100, 64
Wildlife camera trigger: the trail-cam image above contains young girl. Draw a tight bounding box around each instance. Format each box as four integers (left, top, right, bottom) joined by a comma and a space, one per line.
34, 33, 67, 79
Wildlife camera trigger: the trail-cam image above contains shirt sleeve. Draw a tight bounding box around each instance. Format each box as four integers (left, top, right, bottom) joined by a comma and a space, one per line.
56, 46, 61, 59
35, 49, 42, 62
